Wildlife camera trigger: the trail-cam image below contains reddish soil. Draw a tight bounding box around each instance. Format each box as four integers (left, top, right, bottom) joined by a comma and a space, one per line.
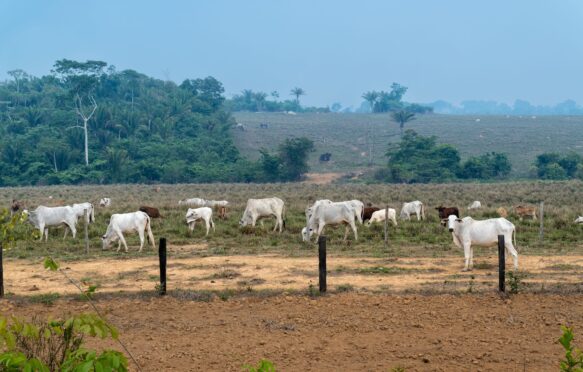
1, 293, 581, 371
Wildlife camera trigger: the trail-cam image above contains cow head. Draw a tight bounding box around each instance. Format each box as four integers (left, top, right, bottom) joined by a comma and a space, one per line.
101, 233, 117, 250
185, 209, 199, 224
239, 211, 252, 227
301, 227, 313, 242
447, 214, 462, 232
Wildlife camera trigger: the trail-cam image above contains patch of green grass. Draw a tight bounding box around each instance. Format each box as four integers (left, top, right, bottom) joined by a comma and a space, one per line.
29, 292, 60, 306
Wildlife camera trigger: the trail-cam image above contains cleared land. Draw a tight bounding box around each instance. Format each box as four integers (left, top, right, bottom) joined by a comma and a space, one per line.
233, 112, 583, 177
2, 181, 583, 370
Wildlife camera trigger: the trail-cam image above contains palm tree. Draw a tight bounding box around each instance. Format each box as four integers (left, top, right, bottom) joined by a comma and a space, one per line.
362, 91, 379, 113
391, 110, 416, 137
290, 87, 306, 105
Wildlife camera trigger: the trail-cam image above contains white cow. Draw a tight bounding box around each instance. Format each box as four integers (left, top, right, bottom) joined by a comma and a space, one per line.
468, 201, 482, 210
178, 198, 206, 207
239, 197, 285, 232
302, 203, 358, 242
25, 206, 78, 241
574, 216, 583, 224
305, 199, 364, 225
204, 200, 229, 208
185, 207, 215, 236
366, 209, 398, 227
101, 211, 155, 252
305, 199, 333, 224
99, 198, 111, 207
446, 215, 518, 271
71, 202, 95, 224
400, 201, 425, 221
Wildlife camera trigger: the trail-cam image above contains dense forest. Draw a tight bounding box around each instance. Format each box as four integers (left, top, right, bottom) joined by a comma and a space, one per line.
0, 60, 307, 186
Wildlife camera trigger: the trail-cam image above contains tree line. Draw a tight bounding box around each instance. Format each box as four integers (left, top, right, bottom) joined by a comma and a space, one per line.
0, 60, 313, 186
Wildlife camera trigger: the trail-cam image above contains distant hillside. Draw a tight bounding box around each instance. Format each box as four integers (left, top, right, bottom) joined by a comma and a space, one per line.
232, 112, 583, 177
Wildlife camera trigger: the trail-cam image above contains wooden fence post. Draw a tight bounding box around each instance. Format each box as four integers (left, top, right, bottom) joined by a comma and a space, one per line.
539, 201, 544, 242
318, 235, 327, 293
0, 243, 4, 298
159, 237, 167, 295
384, 205, 389, 250
498, 234, 505, 293
84, 209, 89, 254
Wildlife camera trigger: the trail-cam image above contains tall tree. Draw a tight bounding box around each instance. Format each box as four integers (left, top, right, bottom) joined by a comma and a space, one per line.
391, 110, 416, 137
361, 91, 378, 113
277, 137, 314, 181
290, 87, 306, 105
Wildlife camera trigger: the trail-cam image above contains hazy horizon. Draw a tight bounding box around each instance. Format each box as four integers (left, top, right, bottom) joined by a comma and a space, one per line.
2, 1, 582, 108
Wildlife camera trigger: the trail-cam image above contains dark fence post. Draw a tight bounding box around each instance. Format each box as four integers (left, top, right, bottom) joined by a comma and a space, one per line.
318, 235, 327, 293
159, 237, 167, 295
498, 234, 505, 293
0, 243, 4, 298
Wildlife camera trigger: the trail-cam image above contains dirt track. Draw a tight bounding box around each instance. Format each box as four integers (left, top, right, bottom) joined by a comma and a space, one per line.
1, 293, 581, 371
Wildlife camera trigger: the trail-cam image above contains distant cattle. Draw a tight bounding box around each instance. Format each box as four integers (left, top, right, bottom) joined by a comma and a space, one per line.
139, 206, 162, 218
303, 203, 358, 242
259, 123, 269, 129
575, 216, 583, 224
447, 215, 518, 271
514, 205, 537, 221
25, 206, 78, 241
102, 211, 155, 252
497, 207, 508, 218
467, 201, 482, 210
400, 201, 425, 221
204, 200, 229, 208
436, 206, 460, 220
240, 197, 285, 232
235, 123, 246, 131
363, 207, 380, 222
185, 207, 215, 236
178, 198, 206, 207
10, 199, 23, 216
319, 153, 332, 162
99, 198, 111, 207
366, 209, 397, 227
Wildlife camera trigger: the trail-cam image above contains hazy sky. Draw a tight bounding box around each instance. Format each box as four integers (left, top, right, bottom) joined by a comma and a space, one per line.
1, 1, 582, 108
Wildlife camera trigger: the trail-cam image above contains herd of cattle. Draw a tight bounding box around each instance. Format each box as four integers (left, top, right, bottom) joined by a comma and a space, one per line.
7, 196, 583, 271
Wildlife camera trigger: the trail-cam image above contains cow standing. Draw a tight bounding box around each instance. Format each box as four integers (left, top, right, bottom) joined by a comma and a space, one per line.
240, 197, 285, 232
185, 207, 215, 236
25, 206, 78, 241
446, 215, 518, 271
102, 211, 155, 252
514, 205, 537, 221
366, 209, 398, 227
400, 201, 425, 221
302, 203, 358, 242
436, 206, 460, 220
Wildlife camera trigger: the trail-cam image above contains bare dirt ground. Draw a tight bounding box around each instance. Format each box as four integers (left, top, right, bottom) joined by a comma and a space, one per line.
303, 172, 345, 184
4, 249, 583, 296
1, 292, 581, 371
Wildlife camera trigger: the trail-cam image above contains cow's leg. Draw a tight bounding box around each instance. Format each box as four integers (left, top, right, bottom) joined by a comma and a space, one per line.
44, 227, 49, 242
505, 240, 519, 270
68, 223, 77, 239
210, 217, 215, 233
469, 247, 474, 270
205, 220, 210, 236
63, 226, 69, 239
391, 216, 398, 227
350, 221, 358, 241
317, 223, 325, 242
462, 243, 471, 271
116, 230, 129, 253
343, 225, 349, 241
277, 215, 283, 233
138, 228, 145, 252
532, 213, 537, 221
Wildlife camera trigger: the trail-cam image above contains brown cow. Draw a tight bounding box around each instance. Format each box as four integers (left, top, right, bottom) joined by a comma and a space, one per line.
436, 206, 460, 220
497, 207, 508, 218
139, 206, 162, 218
363, 207, 380, 222
217, 206, 227, 220
514, 205, 537, 221
10, 199, 23, 216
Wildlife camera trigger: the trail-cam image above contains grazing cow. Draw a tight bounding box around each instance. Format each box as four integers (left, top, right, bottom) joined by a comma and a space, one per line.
25, 206, 78, 241
363, 207, 380, 222
71, 202, 95, 224
514, 205, 537, 221
99, 198, 111, 207
400, 201, 425, 221
497, 207, 508, 218
302, 203, 358, 242
366, 209, 398, 227
178, 198, 206, 207
305, 200, 364, 225
139, 206, 162, 218
10, 199, 23, 216
217, 206, 227, 220
240, 197, 285, 232
436, 206, 460, 220
446, 215, 518, 271
204, 200, 229, 208
185, 207, 215, 236
468, 201, 482, 210
574, 216, 583, 224
101, 211, 155, 252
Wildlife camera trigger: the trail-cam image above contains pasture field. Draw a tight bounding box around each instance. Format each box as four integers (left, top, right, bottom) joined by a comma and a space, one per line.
2, 181, 583, 370
233, 112, 583, 177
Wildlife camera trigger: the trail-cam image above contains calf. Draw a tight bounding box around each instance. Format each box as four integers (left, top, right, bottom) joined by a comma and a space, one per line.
366, 209, 397, 227
514, 205, 537, 221
139, 206, 162, 218
186, 207, 215, 236
99, 198, 111, 207
363, 207, 380, 222
497, 207, 508, 218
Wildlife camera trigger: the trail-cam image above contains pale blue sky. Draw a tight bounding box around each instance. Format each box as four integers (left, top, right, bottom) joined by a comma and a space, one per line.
1, 1, 582, 107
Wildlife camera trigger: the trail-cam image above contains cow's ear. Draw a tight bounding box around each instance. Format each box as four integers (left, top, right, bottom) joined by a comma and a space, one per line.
456, 218, 463, 222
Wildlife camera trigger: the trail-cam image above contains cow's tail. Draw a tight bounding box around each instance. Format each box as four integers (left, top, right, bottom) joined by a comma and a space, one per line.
90, 203, 95, 223
282, 204, 287, 229
146, 216, 156, 249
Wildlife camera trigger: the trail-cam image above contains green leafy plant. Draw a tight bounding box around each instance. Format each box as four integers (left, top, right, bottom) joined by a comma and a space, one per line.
0, 314, 127, 371
507, 271, 526, 294
559, 326, 583, 371
244, 358, 276, 372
